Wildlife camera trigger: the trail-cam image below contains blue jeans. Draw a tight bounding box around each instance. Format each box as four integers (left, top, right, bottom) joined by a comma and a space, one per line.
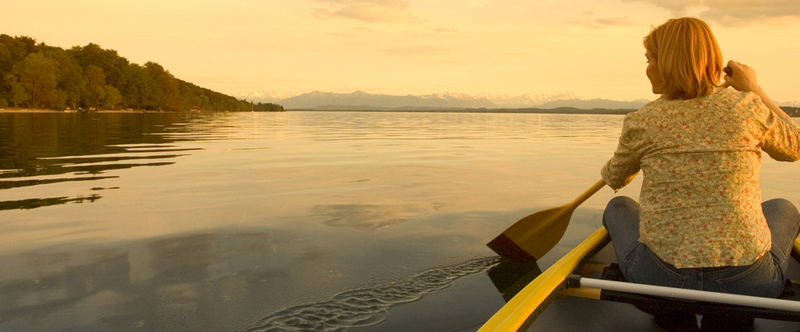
603, 196, 800, 298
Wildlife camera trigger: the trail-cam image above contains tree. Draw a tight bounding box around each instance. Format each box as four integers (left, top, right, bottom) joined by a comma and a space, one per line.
43, 47, 86, 109
103, 85, 121, 109
70, 43, 128, 86
118, 63, 145, 108
83, 65, 106, 109
0, 43, 11, 104
160, 71, 181, 111
5, 74, 28, 107
1, 34, 284, 112
0, 42, 12, 77
142, 62, 167, 109
17, 36, 36, 56
0, 35, 32, 105
12, 52, 60, 108
254, 102, 285, 111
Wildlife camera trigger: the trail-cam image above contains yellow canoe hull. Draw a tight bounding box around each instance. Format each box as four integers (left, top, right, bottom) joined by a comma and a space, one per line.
480, 228, 800, 332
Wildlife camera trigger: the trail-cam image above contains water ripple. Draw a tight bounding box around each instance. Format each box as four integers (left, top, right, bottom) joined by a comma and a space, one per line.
244, 256, 500, 332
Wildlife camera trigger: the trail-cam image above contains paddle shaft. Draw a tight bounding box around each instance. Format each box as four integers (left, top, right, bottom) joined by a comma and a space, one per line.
570, 179, 607, 207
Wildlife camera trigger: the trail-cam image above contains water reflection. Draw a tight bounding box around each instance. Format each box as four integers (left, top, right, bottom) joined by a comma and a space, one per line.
0, 113, 193, 170
0, 251, 131, 317
487, 258, 542, 302
483, 258, 543, 332
294, 111, 624, 144
245, 256, 500, 332
0, 224, 499, 331
0, 112, 208, 210
0, 230, 275, 331
3, 111, 791, 331
0, 195, 102, 211
0, 176, 119, 190
310, 204, 419, 230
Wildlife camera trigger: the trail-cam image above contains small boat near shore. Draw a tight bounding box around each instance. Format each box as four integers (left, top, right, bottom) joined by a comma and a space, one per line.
481, 227, 800, 331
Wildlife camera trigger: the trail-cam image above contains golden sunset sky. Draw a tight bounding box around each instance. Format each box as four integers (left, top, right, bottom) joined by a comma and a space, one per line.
4, 0, 800, 103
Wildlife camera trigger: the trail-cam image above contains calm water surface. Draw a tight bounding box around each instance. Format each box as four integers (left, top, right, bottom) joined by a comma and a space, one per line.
1, 111, 798, 331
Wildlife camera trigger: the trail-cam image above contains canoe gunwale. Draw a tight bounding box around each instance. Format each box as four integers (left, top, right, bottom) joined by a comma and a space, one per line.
478, 228, 610, 331
480, 228, 800, 331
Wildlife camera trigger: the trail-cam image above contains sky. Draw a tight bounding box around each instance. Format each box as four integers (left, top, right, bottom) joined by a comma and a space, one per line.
2, 0, 800, 103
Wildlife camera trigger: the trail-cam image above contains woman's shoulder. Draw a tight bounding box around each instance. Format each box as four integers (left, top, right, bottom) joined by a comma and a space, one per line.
708, 87, 763, 106
637, 87, 763, 114
630, 96, 669, 119
709, 87, 769, 117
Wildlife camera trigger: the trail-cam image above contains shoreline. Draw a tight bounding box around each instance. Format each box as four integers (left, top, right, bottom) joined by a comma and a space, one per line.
288, 108, 634, 115
3, 107, 798, 117
1, 108, 635, 115
0, 108, 180, 113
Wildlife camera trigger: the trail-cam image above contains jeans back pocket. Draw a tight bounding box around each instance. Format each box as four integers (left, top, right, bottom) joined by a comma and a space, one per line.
714, 254, 782, 297
622, 242, 686, 289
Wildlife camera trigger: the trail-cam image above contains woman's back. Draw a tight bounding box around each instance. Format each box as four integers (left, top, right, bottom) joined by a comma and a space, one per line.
604, 85, 800, 268
626, 87, 775, 268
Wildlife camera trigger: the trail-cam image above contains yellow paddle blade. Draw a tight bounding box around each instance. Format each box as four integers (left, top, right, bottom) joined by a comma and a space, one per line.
488, 204, 575, 261
488, 179, 608, 261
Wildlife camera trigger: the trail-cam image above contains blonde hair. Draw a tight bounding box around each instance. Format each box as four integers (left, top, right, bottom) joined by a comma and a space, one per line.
644, 17, 723, 100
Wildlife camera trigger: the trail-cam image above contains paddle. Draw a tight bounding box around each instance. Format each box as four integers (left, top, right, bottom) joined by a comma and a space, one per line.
487, 179, 608, 261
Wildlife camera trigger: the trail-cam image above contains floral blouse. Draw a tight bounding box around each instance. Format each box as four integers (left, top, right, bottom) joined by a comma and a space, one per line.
602, 87, 800, 268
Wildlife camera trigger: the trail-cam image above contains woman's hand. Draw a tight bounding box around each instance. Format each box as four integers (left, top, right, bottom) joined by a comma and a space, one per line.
722, 60, 762, 93
724, 60, 793, 122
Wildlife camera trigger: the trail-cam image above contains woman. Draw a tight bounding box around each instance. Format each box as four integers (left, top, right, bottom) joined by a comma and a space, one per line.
602, 17, 800, 331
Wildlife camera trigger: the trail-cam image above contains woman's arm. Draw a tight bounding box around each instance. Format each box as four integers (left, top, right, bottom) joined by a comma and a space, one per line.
723, 60, 793, 122
725, 60, 800, 161
602, 113, 645, 190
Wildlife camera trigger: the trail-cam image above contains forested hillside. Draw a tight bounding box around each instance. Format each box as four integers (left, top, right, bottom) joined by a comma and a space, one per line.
0, 35, 283, 112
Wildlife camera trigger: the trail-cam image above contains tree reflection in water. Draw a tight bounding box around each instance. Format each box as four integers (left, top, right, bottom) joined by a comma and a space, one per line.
0, 112, 202, 210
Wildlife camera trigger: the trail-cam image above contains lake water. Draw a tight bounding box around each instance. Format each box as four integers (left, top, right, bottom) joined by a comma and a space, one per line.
1, 111, 799, 331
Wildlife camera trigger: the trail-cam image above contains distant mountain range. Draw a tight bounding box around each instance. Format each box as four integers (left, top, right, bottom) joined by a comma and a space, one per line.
238, 90, 652, 111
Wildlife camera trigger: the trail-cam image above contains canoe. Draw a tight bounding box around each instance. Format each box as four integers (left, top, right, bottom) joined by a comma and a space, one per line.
480, 227, 800, 331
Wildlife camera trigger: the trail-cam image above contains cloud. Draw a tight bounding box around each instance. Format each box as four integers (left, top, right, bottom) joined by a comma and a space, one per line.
312, 0, 412, 23
568, 16, 636, 28
624, 0, 800, 24
595, 16, 636, 26
383, 45, 446, 55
